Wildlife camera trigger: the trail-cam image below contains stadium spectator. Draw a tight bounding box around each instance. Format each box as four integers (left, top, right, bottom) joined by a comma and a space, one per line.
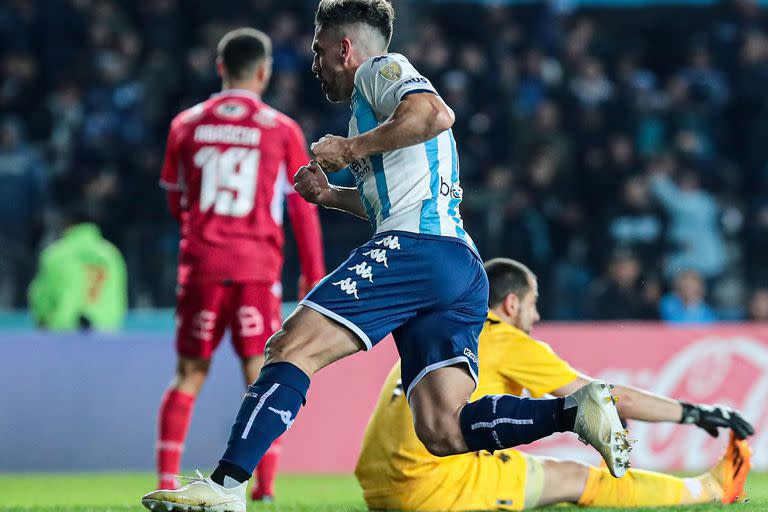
648, 161, 726, 281
36, 81, 85, 175
677, 45, 730, 110
604, 176, 666, 272
745, 192, 768, 284
135, 0, 186, 56
747, 288, 768, 322
27, 209, 127, 331
0, 52, 42, 122
0, 116, 48, 308
514, 47, 559, 118
569, 56, 614, 109
659, 269, 717, 324
33, 0, 89, 81
733, 30, 768, 185
80, 45, 147, 163
586, 250, 656, 321
514, 101, 572, 179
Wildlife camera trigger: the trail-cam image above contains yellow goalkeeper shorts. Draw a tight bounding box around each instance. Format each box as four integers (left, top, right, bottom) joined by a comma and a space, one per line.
364, 449, 543, 511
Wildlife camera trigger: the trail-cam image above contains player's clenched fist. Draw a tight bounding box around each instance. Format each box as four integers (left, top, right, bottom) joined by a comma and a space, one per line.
310, 134, 355, 172
294, 161, 333, 206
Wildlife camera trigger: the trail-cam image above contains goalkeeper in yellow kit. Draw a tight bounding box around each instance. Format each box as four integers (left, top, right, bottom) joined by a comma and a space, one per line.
355, 258, 754, 511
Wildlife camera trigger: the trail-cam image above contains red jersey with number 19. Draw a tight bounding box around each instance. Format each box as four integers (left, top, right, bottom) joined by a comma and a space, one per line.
160, 89, 324, 285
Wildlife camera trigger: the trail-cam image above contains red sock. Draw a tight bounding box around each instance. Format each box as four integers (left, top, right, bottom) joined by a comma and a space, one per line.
156, 389, 195, 489
252, 437, 282, 500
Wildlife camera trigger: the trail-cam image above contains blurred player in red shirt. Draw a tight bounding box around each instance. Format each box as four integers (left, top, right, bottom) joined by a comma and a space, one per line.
155, 28, 325, 502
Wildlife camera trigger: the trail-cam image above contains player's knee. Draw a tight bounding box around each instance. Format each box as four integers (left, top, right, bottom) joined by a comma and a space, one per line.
176, 357, 210, 377
263, 326, 298, 362
414, 416, 466, 457
264, 328, 285, 359
174, 357, 211, 394
263, 323, 312, 369
539, 459, 591, 502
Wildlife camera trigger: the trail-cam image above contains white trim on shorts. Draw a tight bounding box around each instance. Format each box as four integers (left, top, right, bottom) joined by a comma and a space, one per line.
299, 299, 373, 350
405, 355, 479, 403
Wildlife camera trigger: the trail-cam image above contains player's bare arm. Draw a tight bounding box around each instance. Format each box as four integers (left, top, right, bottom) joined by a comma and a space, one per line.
553, 375, 682, 422
553, 374, 754, 438
310, 93, 455, 172
293, 161, 368, 219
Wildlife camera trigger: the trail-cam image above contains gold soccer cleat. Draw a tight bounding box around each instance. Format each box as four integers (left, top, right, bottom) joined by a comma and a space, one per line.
571, 380, 632, 478
141, 470, 246, 512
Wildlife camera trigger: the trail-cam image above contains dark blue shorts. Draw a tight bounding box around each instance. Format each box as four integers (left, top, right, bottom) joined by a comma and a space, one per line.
301, 231, 488, 399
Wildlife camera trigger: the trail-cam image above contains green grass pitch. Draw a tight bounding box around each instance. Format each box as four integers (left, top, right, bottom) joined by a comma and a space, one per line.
0, 472, 765, 511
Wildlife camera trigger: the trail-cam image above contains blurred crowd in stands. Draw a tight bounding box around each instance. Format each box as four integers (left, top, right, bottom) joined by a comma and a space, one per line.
3, 0, 768, 322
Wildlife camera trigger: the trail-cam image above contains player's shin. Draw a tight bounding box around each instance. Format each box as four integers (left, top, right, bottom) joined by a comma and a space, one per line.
156, 389, 196, 489
578, 467, 719, 507
211, 362, 309, 488
459, 394, 576, 452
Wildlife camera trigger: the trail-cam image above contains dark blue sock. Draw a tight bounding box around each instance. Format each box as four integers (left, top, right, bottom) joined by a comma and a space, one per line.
459, 394, 575, 452
215, 362, 310, 482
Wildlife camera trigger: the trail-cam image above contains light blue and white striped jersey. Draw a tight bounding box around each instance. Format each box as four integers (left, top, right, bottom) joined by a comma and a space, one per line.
347, 53, 472, 245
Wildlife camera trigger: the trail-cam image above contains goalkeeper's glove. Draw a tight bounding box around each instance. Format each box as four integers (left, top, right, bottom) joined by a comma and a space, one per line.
679, 402, 755, 439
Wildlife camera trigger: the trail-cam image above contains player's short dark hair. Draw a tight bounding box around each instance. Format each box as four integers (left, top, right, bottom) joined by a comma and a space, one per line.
217, 28, 272, 81
484, 258, 535, 308
315, 0, 395, 46
62, 203, 96, 227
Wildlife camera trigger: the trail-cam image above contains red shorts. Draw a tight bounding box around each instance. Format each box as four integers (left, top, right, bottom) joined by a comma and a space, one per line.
175, 281, 282, 359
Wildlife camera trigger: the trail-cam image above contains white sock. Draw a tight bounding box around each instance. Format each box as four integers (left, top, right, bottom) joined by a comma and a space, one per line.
222, 475, 243, 489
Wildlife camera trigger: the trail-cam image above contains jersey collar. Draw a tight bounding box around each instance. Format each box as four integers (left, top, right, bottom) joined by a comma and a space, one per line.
486, 311, 530, 338
212, 89, 262, 102
64, 223, 101, 239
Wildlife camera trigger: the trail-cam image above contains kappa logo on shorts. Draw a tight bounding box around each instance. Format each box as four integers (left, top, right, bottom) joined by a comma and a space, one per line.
348, 262, 374, 282
375, 235, 401, 250
363, 248, 389, 267
463, 347, 478, 364
332, 277, 359, 299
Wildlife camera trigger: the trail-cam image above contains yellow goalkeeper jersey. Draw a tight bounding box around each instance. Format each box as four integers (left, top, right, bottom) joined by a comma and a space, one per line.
355, 312, 579, 508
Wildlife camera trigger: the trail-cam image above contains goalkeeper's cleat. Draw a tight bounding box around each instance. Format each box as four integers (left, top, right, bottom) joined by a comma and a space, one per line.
711, 432, 752, 504
571, 380, 632, 479
141, 470, 246, 512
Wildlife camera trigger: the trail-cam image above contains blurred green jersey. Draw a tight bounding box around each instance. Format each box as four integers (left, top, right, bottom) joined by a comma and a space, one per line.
28, 223, 127, 331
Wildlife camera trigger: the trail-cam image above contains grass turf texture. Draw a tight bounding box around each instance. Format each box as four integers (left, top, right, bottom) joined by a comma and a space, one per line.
0, 472, 765, 512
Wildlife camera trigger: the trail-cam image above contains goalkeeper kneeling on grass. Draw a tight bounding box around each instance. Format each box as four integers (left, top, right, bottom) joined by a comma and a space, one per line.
355, 258, 755, 511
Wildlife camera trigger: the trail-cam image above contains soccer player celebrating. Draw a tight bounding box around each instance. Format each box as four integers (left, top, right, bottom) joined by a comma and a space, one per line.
142, 3, 631, 510
355, 258, 754, 511
153, 28, 325, 502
